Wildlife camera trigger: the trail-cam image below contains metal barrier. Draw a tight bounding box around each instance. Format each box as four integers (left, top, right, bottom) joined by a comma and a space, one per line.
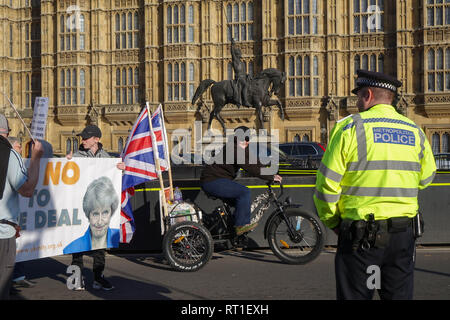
118, 171, 450, 251
120, 169, 450, 251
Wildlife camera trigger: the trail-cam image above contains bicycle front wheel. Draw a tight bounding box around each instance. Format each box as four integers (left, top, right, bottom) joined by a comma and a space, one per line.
162, 221, 213, 272
267, 208, 325, 264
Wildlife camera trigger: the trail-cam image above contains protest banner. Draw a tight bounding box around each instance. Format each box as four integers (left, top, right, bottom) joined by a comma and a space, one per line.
15, 158, 122, 262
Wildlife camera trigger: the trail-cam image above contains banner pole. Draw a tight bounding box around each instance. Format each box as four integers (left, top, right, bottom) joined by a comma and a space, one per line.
1, 91, 36, 143
147, 102, 169, 224
158, 104, 174, 201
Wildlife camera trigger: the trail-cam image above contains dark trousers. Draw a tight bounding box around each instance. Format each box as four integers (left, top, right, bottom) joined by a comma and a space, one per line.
335, 226, 415, 300
71, 249, 105, 279
0, 237, 15, 300
201, 178, 251, 226
13, 261, 26, 280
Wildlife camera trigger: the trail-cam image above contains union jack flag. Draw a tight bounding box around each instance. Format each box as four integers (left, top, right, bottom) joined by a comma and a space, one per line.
119, 104, 169, 243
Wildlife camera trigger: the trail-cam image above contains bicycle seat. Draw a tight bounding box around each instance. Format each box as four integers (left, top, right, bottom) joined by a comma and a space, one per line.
203, 191, 235, 206
203, 191, 219, 200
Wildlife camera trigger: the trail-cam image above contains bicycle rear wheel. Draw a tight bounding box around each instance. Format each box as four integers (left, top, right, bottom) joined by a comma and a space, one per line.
267, 208, 325, 264
162, 221, 213, 272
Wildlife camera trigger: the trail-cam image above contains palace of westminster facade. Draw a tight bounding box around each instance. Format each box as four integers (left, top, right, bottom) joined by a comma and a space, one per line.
1, 0, 449, 157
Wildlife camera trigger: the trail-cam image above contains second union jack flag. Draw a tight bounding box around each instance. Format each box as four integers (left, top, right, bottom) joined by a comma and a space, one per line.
119, 105, 168, 243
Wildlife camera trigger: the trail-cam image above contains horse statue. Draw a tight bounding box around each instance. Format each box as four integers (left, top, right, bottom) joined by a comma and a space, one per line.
191, 68, 286, 133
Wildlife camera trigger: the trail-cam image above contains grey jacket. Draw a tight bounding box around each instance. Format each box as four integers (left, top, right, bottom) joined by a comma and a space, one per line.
73, 142, 111, 158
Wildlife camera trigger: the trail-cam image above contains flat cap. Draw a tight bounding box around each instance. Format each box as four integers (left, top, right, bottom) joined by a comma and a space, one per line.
77, 125, 102, 140
0, 114, 10, 135
352, 69, 402, 95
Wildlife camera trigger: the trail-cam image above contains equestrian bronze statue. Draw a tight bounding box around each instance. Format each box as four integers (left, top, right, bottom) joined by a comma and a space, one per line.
191, 40, 286, 133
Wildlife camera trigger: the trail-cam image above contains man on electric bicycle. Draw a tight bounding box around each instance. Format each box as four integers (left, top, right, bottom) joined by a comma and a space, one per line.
200, 126, 282, 236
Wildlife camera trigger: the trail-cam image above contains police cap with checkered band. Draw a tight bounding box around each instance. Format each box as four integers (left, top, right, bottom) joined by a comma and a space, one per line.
351, 69, 402, 95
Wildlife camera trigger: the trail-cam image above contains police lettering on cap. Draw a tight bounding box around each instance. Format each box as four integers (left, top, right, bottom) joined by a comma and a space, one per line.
0, 114, 10, 135
77, 125, 102, 140
352, 69, 402, 95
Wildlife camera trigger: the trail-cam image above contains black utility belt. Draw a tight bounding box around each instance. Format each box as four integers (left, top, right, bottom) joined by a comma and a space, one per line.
373, 216, 413, 232
340, 213, 422, 251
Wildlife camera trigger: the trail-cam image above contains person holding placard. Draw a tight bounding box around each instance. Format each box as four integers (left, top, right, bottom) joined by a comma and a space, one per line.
0, 114, 43, 300
66, 124, 123, 291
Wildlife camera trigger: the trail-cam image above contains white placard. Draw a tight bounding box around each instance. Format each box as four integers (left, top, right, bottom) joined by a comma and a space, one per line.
16, 158, 122, 262
30, 97, 49, 140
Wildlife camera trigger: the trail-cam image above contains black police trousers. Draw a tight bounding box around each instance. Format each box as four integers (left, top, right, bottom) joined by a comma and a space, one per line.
71, 249, 105, 279
335, 226, 415, 300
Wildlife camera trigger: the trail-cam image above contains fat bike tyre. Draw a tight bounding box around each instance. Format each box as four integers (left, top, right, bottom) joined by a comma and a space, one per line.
267, 208, 325, 265
162, 221, 214, 272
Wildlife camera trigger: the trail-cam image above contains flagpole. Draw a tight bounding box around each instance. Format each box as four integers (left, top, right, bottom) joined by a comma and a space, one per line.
147, 102, 169, 222
158, 104, 174, 201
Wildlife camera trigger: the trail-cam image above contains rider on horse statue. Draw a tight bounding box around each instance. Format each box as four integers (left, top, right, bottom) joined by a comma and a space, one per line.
231, 38, 252, 108
191, 40, 286, 132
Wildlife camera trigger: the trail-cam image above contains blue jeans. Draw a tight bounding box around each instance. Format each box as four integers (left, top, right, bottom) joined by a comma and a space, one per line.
201, 178, 251, 226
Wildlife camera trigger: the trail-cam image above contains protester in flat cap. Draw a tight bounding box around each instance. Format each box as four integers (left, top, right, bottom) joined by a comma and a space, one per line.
69, 125, 110, 158
0, 114, 43, 300
66, 124, 124, 291
314, 70, 436, 300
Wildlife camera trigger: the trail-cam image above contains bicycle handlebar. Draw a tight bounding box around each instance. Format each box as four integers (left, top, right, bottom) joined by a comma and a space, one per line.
267, 181, 284, 199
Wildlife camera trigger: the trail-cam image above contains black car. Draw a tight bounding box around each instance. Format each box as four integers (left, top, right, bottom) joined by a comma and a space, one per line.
244, 142, 323, 173
278, 142, 326, 159
435, 153, 450, 170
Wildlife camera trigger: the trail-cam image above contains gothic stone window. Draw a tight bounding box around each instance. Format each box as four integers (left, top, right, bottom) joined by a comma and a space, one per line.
167, 62, 189, 101
431, 131, 450, 154
287, 0, 319, 35
354, 53, 384, 85
60, 69, 76, 105
31, 73, 40, 106
9, 74, 13, 103
25, 74, 32, 109
188, 5, 195, 42
188, 62, 196, 101
9, 24, 13, 57
288, 55, 320, 96
116, 67, 140, 104
167, 4, 196, 44
80, 69, 86, 104
353, 0, 384, 33
427, 47, 450, 92
60, 13, 85, 51
293, 133, 311, 142
426, 0, 450, 26
60, 69, 86, 105
118, 137, 124, 153
25, 23, 31, 57
66, 136, 79, 155
30, 21, 40, 57
226, 2, 254, 41
115, 11, 139, 49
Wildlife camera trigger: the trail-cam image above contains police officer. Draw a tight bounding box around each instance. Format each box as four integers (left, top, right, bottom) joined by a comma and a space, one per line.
313, 70, 436, 300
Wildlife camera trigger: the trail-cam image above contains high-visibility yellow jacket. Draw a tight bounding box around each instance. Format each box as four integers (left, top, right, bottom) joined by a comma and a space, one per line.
313, 104, 436, 229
